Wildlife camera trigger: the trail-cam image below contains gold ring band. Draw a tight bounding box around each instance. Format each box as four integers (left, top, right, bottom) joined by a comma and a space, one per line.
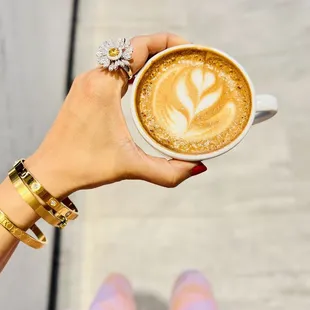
121, 65, 133, 80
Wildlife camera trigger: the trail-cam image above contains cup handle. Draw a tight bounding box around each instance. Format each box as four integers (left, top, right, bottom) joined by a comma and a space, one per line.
253, 94, 278, 125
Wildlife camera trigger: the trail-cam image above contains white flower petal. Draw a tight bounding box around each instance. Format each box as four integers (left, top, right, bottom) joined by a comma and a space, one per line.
124, 39, 131, 48
97, 50, 107, 57
115, 60, 122, 67
96, 51, 103, 58
126, 46, 133, 54
117, 38, 126, 49
109, 63, 116, 71
121, 59, 130, 66
99, 57, 110, 68
98, 46, 108, 55
122, 51, 132, 60
104, 40, 114, 49
119, 61, 125, 68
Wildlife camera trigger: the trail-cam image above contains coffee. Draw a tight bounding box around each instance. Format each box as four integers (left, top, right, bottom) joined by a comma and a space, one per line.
134, 47, 252, 155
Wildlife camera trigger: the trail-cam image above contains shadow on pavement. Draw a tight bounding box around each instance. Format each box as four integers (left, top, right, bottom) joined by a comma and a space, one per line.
135, 292, 168, 310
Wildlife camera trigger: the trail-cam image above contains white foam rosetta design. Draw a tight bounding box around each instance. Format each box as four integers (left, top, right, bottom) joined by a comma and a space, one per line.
153, 66, 236, 140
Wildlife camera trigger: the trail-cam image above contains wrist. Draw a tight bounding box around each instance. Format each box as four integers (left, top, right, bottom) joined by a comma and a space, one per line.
0, 177, 39, 229
25, 152, 78, 199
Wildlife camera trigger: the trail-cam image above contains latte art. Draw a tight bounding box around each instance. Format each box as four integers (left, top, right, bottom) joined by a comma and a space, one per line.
135, 48, 252, 155
153, 66, 236, 140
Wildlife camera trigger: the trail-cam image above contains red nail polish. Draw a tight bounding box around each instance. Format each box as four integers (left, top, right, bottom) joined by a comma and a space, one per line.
128, 76, 135, 85
191, 163, 207, 176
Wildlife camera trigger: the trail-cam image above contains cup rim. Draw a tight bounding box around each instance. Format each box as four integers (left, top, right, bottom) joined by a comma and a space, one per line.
130, 44, 256, 161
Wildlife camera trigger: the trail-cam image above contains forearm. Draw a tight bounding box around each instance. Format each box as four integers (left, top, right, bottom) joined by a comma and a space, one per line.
0, 176, 39, 271
0, 154, 72, 272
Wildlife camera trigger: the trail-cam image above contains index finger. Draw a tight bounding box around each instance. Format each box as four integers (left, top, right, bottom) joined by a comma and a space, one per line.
130, 32, 190, 74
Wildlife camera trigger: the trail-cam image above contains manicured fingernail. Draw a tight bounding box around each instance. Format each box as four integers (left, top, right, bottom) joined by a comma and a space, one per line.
128, 76, 135, 84
191, 163, 207, 176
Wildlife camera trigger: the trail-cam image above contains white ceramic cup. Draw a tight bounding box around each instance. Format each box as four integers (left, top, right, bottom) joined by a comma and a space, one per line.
131, 44, 278, 161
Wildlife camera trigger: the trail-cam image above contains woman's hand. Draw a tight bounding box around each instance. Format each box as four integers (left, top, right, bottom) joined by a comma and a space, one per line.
26, 33, 207, 198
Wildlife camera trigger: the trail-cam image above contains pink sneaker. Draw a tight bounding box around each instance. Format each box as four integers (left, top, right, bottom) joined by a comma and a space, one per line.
170, 270, 218, 310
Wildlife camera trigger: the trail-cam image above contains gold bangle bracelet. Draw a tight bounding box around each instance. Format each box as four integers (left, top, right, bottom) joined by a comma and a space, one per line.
8, 167, 67, 229
0, 209, 47, 249
14, 160, 78, 222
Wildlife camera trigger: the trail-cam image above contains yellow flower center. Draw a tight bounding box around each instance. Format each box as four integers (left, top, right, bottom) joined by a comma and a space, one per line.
109, 48, 120, 57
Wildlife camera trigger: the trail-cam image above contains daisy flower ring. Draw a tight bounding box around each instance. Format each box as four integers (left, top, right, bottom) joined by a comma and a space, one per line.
96, 38, 133, 80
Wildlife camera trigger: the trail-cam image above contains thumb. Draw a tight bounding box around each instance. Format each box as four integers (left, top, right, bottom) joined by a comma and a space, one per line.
134, 154, 207, 187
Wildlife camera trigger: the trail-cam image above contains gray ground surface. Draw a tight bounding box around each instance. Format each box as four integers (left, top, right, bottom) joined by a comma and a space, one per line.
58, 1, 310, 310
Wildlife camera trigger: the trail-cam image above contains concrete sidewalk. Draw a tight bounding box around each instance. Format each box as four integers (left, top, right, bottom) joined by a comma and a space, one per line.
58, 1, 310, 310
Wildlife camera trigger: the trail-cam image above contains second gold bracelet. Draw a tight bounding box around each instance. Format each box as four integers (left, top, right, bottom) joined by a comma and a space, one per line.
14, 159, 78, 222
8, 167, 68, 228
0, 209, 47, 249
